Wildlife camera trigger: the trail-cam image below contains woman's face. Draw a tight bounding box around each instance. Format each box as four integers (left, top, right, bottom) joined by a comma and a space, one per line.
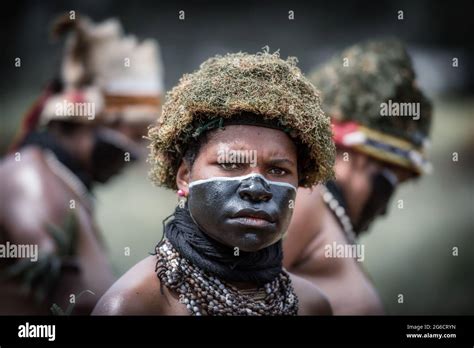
177, 125, 299, 252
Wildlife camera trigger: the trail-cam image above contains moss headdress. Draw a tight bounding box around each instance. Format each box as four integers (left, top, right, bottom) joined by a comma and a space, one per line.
148, 50, 336, 190
311, 39, 433, 174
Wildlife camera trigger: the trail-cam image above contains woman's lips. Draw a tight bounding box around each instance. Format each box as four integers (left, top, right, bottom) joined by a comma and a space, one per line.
230, 216, 274, 227
229, 209, 276, 227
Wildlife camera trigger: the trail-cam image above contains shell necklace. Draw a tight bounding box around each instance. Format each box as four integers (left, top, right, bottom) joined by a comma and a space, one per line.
155, 239, 298, 316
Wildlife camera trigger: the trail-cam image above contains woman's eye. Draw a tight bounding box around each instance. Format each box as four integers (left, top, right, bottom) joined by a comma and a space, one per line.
219, 163, 241, 170
268, 167, 287, 176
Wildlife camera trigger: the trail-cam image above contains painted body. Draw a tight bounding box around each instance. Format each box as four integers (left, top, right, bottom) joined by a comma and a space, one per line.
0, 147, 115, 315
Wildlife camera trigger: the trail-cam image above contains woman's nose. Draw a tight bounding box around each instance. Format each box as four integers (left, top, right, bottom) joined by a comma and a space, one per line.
237, 176, 273, 203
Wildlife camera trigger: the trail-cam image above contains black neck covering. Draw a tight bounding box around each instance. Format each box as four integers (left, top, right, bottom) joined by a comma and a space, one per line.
161, 205, 284, 285
20, 130, 93, 190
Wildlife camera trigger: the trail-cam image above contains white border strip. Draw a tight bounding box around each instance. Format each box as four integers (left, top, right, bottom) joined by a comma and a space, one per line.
188, 173, 297, 191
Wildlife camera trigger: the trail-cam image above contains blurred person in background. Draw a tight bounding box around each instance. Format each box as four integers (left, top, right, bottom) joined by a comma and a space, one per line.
0, 14, 163, 315
283, 39, 433, 315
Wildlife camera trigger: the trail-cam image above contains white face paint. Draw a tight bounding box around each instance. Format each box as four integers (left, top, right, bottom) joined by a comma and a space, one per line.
189, 173, 297, 191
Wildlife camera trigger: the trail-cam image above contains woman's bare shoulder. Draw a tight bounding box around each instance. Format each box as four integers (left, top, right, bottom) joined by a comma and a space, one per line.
288, 272, 332, 316
92, 255, 185, 315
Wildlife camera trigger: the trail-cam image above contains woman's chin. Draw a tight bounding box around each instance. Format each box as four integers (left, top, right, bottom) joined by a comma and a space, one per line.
200, 222, 281, 252
232, 232, 280, 252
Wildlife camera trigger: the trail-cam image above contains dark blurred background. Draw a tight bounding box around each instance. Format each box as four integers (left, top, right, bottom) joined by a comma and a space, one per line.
1, 0, 473, 314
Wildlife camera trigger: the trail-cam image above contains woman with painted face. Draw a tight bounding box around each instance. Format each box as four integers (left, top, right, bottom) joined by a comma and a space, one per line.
93, 50, 336, 316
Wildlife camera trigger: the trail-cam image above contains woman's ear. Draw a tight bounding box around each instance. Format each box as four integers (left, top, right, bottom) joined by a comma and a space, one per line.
176, 161, 191, 195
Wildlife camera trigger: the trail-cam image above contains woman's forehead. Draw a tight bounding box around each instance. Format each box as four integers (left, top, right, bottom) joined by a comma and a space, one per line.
204, 124, 296, 151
